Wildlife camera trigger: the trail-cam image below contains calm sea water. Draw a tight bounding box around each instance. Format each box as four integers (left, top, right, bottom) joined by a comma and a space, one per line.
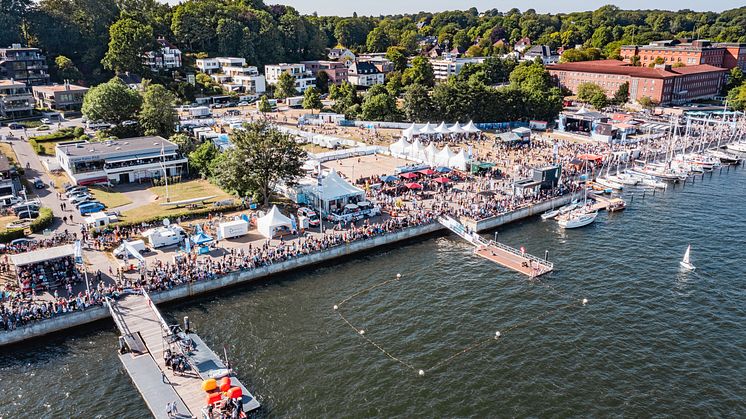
2, 167, 745, 418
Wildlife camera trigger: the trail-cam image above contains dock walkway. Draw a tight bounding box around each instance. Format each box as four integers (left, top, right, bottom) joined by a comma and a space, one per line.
437, 216, 553, 277
109, 292, 260, 418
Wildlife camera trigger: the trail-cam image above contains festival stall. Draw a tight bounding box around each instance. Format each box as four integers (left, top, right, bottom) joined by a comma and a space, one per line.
450, 149, 470, 170
389, 137, 409, 155
435, 145, 456, 166
256, 205, 293, 239
306, 169, 365, 214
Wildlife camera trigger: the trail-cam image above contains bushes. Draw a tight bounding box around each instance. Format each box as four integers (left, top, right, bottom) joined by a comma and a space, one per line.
0, 228, 26, 243
33, 128, 78, 143
30, 207, 54, 233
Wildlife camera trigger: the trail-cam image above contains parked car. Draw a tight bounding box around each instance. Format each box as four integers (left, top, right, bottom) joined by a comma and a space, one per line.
64, 185, 88, 195
0, 195, 23, 207
65, 188, 89, 198
33, 178, 45, 189
69, 194, 94, 206
79, 202, 105, 215
74, 198, 98, 209
17, 210, 40, 219
40, 118, 52, 124
11, 201, 40, 213
8, 123, 23, 130
10, 238, 35, 246
297, 207, 321, 227
237, 101, 249, 107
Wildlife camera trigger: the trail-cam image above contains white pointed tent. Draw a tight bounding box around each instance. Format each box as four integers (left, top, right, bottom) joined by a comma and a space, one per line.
435, 145, 456, 166
310, 169, 365, 213
257, 205, 293, 238
434, 122, 450, 134
389, 137, 409, 154
448, 122, 466, 134
418, 122, 437, 135
409, 138, 426, 160
450, 149, 469, 170
463, 121, 481, 133
424, 143, 438, 164
402, 123, 418, 138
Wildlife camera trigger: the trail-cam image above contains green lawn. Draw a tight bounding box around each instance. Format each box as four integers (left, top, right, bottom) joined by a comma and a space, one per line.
120, 179, 234, 224
89, 187, 133, 209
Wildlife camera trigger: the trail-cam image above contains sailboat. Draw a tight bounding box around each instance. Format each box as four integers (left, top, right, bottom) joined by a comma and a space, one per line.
679, 245, 695, 271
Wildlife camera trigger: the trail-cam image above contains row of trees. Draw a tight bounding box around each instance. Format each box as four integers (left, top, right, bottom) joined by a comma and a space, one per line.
81, 77, 177, 138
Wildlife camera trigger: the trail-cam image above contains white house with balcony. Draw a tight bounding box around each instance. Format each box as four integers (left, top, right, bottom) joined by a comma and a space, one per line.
196, 57, 247, 74
210, 65, 266, 96
144, 38, 182, 71
55, 136, 188, 185
347, 61, 384, 87
430, 57, 486, 82
0, 79, 34, 118
264, 63, 316, 93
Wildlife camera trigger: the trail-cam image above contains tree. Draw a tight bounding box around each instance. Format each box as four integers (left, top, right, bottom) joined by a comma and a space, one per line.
274, 71, 297, 99
577, 82, 607, 104
169, 133, 196, 155
366, 27, 390, 52
613, 82, 630, 105
590, 91, 608, 110
315, 71, 330, 93
188, 141, 219, 178
725, 67, 744, 92
82, 77, 142, 124
638, 96, 658, 109
212, 121, 306, 205
402, 56, 435, 87
102, 18, 155, 74
630, 55, 641, 66
386, 46, 408, 73
54, 56, 83, 83
465, 45, 483, 57
258, 95, 272, 114
360, 84, 400, 122
727, 84, 746, 111
139, 84, 177, 137
302, 86, 323, 114
403, 83, 434, 122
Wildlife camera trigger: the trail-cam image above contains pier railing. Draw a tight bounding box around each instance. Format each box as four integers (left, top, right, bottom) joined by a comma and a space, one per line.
486, 239, 554, 270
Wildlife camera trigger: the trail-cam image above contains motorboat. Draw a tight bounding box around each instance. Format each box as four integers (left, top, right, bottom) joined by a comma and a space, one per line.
558, 202, 579, 215
541, 209, 560, 220
558, 210, 598, 229
594, 177, 624, 191
607, 173, 639, 186
606, 198, 626, 212
679, 244, 695, 271
626, 172, 667, 189
706, 149, 742, 165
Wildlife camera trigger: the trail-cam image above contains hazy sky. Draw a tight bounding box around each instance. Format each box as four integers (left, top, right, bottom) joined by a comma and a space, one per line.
269, 0, 743, 16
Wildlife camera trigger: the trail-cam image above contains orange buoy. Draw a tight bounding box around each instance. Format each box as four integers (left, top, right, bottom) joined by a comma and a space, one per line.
201, 378, 217, 392
219, 382, 231, 392
205, 392, 222, 405
220, 376, 232, 388
226, 386, 242, 399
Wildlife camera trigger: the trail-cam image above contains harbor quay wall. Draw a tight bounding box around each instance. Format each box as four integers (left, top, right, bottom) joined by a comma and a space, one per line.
1, 196, 575, 347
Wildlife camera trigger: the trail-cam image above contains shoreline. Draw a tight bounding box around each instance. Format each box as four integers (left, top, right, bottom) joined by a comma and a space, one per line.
0, 194, 574, 347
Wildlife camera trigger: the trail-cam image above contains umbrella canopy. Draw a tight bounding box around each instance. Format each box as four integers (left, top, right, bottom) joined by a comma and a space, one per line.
418, 169, 437, 176
433, 177, 451, 184
463, 120, 481, 133
578, 153, 603, 161
418, 122, 437, 135
405, 182, 423, 189
400, 172, 418, 179
435, 166, 452, 173
380, 175, 398, 183
434, 122, 450, 134
448, 122, 466, 134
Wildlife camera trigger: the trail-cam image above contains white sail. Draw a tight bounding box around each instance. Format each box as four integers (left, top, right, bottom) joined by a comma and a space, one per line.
682, 245, 691, 264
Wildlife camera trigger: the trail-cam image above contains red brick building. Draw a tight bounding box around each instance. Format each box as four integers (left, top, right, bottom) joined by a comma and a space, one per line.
548, 60, 727, 105
620, 39, 746, 71
299, 60, 348, 85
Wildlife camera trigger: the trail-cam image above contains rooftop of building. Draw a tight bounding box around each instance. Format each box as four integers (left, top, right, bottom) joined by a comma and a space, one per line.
0, 79, 26, 87
548, 60, 727, 79
32, 83, 88, 93
56, 136, 177, 158
0, 154, 11, 173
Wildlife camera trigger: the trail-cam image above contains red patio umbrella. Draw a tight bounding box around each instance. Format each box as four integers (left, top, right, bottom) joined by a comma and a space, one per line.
418, 169, 437, 176
400, 172, 418, 179
577, 153, 603, 162
433, 177, 451, 184
405, 182, 423, 189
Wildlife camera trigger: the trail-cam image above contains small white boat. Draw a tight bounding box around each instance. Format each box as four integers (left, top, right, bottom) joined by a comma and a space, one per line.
558, 210, 598, 229
608, 173, 639, 186
541, 209, 560, 220
679, 244, 695, 271
594, 177, 624, 190
726, 142, 746, 153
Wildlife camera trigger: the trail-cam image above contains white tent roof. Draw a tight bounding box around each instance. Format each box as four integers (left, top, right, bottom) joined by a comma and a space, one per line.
434, 122, 450, 134
409, 138, 426, 159
10, 244, 75, 267
256, 205, 293, 238
463, 121, 481, 133
435, 145, 456, 166
449, 122, 466, 134
402, 123, 418, 138
318, 169, 365, 201
450, 149, 469, 170
418, 122, 437, 135
389, 137, 409, 154
424, 143, 438, 160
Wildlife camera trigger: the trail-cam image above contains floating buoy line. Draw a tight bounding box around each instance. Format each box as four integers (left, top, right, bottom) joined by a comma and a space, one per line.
335, 271, 589, 376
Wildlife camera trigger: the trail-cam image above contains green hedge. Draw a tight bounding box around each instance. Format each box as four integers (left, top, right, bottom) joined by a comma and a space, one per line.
30, 207, 54, 233
92, 202, 242, 237
33, 128, 81, 143
0, 228, 26, 243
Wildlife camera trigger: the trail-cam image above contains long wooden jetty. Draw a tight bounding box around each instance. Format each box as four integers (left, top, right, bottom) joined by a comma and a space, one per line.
437, 216, 553, 277
108, 292, 261, 418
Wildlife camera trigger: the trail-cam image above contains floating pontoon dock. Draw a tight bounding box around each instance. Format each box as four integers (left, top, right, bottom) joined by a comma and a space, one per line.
109, 292, 260, 418
438, 216, 553, 277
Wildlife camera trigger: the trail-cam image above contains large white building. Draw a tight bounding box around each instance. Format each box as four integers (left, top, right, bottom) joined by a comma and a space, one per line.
196, 57, 247, 74
55, 136, 188, 185
0, 79, 34, 118
347, 61, 384, 87
264, 63, 316, 93
144, 38, 182, 71
430, 57, 486, 82
195, 57, 266, 96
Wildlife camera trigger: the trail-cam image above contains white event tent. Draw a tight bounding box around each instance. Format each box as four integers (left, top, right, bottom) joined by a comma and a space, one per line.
450, 149, 469, 170
389, 137, 409, 154
402, 123, 418, 138
463, 121, 481, 133
409, 138, 426, 160
257, 205, 293, 238
434, 122, 450, 135
308, 169, 365, 213
435, 145, 456, 166
418, 122, 437, 135
424, 143, 439, 163
449, 122, 466, 134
